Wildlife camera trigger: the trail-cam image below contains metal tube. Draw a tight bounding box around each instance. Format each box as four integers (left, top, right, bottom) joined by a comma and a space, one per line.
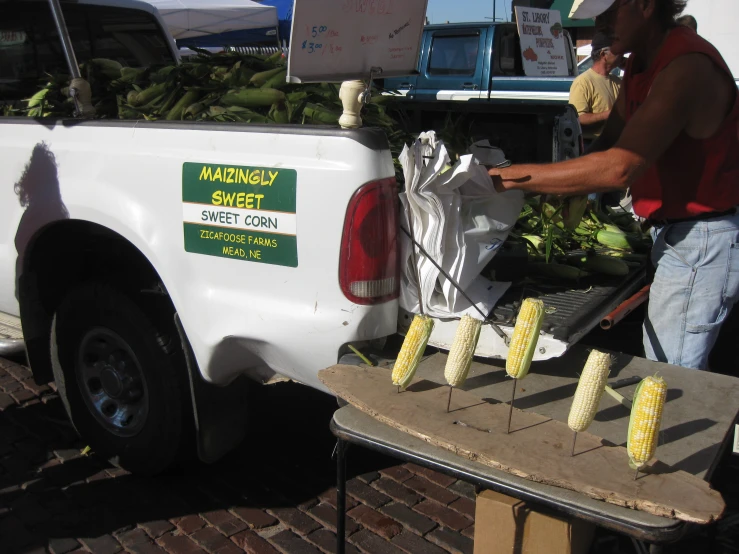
601, 285, 650, 330
47, 0, 82, 79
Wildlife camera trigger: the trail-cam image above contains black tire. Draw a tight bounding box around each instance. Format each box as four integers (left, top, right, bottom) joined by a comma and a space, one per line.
51, 281, 185, 475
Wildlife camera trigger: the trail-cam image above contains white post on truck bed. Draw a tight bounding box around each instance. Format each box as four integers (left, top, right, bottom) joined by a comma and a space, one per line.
46, 0, 96, 117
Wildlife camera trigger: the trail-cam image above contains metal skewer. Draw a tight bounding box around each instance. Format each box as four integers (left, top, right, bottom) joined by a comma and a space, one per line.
634, 467, 640, 481
506, 379, 517, 434
399, 226, 509, 344
570, 431, 577, 457
446, 385, 453, 413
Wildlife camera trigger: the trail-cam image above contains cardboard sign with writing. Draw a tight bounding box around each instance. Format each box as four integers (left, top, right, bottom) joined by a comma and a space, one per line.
288, 0, 429, 83
514, 7, 568, 77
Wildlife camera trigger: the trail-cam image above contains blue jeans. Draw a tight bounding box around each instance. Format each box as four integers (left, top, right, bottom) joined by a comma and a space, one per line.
643, 211, 739, 370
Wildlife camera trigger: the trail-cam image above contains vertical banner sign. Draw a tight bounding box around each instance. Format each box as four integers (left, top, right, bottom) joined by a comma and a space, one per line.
514, 7, 568, 77
182, 162, 298, 267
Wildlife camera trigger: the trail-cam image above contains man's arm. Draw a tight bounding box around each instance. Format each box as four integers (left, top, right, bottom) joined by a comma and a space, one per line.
578, 109, 611, 127
490, 55, 706, 195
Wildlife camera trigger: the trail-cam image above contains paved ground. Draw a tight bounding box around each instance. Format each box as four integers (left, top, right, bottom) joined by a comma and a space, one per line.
0, 316, 738, 554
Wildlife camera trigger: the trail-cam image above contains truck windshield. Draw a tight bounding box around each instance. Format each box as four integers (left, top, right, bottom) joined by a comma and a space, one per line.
0, 2, 175, 102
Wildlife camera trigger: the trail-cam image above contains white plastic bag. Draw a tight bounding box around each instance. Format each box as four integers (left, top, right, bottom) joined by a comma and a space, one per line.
399, 134, 524, 318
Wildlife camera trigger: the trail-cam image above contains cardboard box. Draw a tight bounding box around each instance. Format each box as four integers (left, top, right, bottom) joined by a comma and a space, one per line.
474, 490, 595, 554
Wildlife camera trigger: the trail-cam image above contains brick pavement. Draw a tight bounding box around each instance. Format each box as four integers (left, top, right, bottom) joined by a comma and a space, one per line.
2, 353, 735, 554
0, 357, 477, 554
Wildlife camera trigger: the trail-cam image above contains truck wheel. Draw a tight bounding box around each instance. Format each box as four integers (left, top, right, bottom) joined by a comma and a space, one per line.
51, 282, 184, 475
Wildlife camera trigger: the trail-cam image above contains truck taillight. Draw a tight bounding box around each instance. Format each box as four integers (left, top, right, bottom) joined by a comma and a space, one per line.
339, 178, 399, 305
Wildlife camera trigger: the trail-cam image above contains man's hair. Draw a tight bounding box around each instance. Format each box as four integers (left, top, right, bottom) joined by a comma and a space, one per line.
656, 0, 688, 28
676, 14, 697, 31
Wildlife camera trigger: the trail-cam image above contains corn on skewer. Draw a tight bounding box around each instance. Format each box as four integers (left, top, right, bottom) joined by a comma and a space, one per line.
505, 298, 545, 380
391, 315, 434, 391
505, 298, 545, 433
443, 315, 483, 412
627, 375, 667, 478
567, 350, 612, 456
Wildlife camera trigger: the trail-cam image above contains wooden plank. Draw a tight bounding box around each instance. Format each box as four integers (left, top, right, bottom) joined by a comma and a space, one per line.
319, 365, 725, 524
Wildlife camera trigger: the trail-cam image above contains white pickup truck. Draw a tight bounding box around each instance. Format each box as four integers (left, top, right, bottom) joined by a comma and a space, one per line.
0, 0, 644, 474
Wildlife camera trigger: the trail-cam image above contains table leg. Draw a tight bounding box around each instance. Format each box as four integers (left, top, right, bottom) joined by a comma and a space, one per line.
336, 438, 347, 554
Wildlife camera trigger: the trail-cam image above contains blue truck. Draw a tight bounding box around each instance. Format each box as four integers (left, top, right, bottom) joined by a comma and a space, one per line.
382, 22, 581, 164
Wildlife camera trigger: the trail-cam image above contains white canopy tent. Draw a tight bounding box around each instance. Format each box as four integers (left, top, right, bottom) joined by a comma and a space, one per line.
145, 0, 279, 40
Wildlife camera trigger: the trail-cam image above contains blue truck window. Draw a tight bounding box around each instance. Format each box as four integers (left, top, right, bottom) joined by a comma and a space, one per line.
428, 35, 479, 76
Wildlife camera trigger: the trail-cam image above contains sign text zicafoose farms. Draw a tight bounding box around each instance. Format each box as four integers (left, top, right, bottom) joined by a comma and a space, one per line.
182, 162, 298, 267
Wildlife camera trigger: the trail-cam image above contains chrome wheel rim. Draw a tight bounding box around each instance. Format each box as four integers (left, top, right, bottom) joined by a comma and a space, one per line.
76, 327, 149, 437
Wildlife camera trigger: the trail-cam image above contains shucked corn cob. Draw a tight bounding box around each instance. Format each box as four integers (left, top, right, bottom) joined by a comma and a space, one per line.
444, 315, 483, 387
392, 315, 434, 390
568, 350, 611, 432
627, 375, 667, 468
505, 298, 545, 379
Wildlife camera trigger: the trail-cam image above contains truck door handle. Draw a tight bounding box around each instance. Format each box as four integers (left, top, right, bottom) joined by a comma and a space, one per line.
399, 83, 414, 89
461, 83, 479, 90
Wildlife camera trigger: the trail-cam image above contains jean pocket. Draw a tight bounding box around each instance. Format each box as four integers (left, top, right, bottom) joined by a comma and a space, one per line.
663, 223, 704, 267
725, 243, 739, 303
686, 304, 728, 334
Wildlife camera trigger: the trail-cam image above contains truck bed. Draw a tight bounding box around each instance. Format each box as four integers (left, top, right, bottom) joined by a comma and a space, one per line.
402, 263, 648, 362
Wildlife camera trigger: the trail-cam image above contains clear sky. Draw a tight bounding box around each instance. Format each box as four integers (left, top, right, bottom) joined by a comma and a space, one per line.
426, 0, 512, 24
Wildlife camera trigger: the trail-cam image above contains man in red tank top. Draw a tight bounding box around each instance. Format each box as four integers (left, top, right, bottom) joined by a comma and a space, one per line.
487, 0, 739, 369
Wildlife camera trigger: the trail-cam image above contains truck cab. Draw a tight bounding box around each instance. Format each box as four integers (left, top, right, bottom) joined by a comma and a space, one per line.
384, 22, 577, 105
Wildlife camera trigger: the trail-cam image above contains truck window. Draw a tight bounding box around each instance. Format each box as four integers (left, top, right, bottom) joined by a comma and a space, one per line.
427, 33, 480, 76
0, 1, 174, 103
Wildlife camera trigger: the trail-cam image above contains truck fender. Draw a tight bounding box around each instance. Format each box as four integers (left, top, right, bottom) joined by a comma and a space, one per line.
174, 313, 251, 464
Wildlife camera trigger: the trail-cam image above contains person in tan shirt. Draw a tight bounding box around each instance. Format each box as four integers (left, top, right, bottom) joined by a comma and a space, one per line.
570, 32, 623, 141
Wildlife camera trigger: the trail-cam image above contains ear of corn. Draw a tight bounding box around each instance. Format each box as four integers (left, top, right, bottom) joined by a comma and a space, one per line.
221, 88, 286, 108
261, 68, 288, 90
596, 229, 632, 251
269, 102, 289, 123
574, 255, 630, 277
505, 298, 545, 379
265, 50, 285, 64
250, 67, 286, 87
89, 58, 123, 79
444, 315, 482, 388
128, 82, 169, 107
522, 234, 544, 255
541, 202, 564, 229
392, 315, 434, 390
303, 104, 340, 125
528, 262, 589, 281
165, 89, 200, 121
562, 195, 588, 230
567, 350, 611, 432
627, 375, 667, 468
